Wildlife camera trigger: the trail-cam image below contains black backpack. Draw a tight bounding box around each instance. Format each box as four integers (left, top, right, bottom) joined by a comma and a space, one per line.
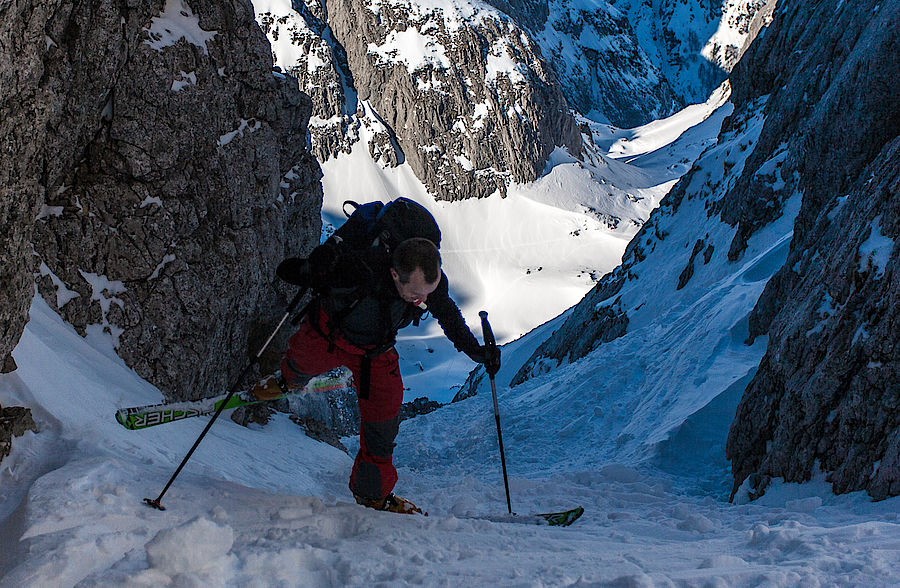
334, 197, 441, 253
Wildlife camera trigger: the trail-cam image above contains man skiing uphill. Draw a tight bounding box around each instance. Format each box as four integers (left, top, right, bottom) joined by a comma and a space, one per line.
270, 198, 500, 515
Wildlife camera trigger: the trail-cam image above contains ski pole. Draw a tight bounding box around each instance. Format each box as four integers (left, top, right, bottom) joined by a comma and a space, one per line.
144, 287, 311, 511
480, 311, 511, 515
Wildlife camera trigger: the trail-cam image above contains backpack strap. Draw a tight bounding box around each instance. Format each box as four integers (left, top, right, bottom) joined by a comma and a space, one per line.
342, 200, 360, 218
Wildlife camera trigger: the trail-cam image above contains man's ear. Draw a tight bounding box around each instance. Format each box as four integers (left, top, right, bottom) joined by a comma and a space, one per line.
390, 267, 400, 282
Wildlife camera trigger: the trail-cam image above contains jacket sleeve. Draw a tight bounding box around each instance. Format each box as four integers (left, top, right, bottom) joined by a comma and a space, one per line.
427, 273, 481, 358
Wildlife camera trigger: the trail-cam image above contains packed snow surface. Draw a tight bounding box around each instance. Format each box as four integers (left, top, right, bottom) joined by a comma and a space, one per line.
1, 295, 898, 586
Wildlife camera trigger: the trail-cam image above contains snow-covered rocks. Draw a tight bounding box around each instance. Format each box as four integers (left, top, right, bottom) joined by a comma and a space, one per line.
505, 0, 898, 501
258, 0, 582, 201
724, 0, 899, 502
528, 0, 680, 127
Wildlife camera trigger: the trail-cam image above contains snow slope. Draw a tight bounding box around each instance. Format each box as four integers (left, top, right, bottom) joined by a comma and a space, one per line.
2, 91, 898, 586
320, 85, 731, 403
1, 281, 898, 586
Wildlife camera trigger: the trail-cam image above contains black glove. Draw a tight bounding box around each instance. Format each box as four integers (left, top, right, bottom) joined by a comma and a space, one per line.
276, 257, 311, 285
468, 344, 501, 376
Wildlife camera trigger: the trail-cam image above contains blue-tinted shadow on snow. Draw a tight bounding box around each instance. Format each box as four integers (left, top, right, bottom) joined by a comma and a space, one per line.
653, 370, 756, 500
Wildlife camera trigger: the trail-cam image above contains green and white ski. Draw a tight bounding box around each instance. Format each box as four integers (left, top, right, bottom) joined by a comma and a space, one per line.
115, 371, 352, 430
537, 506, 584, 526
471, 506, 584, 527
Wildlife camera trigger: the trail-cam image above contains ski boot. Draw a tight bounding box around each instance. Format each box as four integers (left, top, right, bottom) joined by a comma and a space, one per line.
249, 375, 285, 401
354, 493, 425, 515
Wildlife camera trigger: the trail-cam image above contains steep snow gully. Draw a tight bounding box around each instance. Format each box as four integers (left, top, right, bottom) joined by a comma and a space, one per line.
2, 89, 898, 585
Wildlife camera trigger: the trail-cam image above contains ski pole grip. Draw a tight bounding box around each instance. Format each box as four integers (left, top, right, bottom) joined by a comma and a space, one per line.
479, 311, 496, 348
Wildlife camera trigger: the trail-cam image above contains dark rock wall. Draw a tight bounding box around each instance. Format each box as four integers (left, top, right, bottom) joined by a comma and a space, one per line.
508, 0, 899, 500
0, 404, 37, 462
0, 0, 54, 371
2, 0, 322, 400
725, 0, 900, 500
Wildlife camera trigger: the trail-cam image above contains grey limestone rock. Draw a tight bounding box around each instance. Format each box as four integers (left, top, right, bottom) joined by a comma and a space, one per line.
725, 0, 900, 501
3, 0, 322, 401
324, 0, 582, 201
255, 0, 361, 162
0, 0, 53, 372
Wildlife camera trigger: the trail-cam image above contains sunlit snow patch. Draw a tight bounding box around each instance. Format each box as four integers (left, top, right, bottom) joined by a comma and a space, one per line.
144, 0, 218, 55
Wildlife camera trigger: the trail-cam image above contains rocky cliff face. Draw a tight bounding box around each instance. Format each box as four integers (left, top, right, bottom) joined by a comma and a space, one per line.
529, 0, 680, 127
484, 0, 768, 126
255, 0, 358, 163
1, 0, 321, 400
614, 0, 770, 106
256, 0, 581, 201
725, 0, 899, 501
510, 0, 898, 500
329, 0, 583, 201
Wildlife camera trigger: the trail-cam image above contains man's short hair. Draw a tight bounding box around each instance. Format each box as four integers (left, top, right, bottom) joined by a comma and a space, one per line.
392, 238, 441, 283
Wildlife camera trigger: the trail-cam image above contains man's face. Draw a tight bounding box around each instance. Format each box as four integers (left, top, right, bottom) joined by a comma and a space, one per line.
390, 267, 440, 306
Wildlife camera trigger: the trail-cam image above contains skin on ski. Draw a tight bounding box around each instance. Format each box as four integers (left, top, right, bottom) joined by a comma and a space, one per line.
115, 374, 350, 430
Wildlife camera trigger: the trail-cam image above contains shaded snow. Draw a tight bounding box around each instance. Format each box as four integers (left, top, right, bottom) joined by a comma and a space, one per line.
858, 215, 895, 279
1, 296, 898, 586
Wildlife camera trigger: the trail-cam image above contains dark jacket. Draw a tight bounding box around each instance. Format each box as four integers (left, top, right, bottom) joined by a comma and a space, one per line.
313, 242, 481, 358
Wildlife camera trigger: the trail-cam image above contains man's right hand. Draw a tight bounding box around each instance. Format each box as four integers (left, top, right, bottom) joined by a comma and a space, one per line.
469, 344, 501, 376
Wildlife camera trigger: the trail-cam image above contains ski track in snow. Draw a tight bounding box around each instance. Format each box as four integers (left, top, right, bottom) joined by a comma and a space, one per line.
2, 95, 899, 585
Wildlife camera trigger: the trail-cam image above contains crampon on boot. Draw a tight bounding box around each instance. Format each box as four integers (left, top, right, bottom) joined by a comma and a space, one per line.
354, 493, 425, 515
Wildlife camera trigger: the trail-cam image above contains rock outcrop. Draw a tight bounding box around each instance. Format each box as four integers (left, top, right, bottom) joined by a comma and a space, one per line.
256, 0, 359, 163
2, 0, 321, 401
510, 0, 899, 500
0, 1, 45, 370
327, 0, 582, 201
725, 0, 900, 501
257, 0, 581, 201
0, 404, 37, 462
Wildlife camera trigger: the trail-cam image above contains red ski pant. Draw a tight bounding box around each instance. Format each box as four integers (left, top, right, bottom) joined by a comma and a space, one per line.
281, 313, 403, 501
